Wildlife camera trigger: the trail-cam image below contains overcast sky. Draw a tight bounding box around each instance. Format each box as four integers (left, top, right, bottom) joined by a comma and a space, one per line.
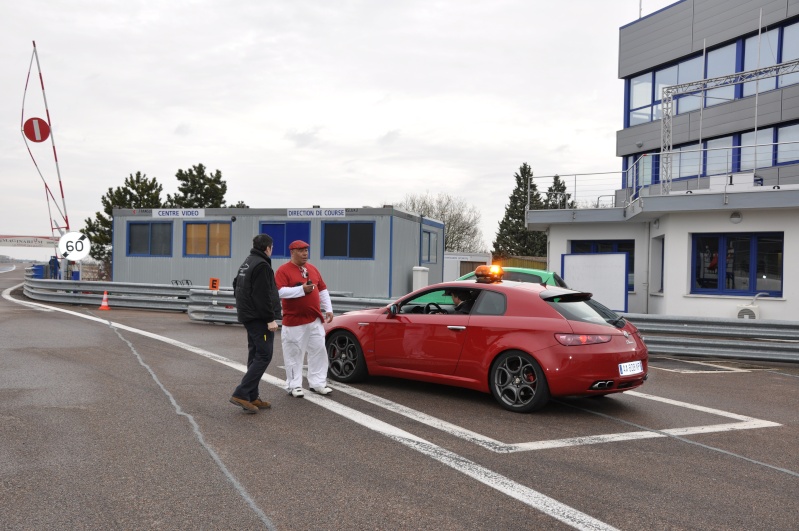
1, 0, 676, 261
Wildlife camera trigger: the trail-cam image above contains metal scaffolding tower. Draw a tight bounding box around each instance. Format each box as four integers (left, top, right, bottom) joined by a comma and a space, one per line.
660, 57, 799, 193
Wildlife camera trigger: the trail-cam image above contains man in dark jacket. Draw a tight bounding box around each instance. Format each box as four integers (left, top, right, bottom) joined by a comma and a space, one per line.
229, 234, 281, 414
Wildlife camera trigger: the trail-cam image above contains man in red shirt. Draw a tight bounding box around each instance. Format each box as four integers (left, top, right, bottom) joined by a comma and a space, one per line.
275, 240, 334, 397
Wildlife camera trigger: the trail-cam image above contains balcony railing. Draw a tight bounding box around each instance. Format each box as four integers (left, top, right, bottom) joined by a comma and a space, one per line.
528, 139, 799, 211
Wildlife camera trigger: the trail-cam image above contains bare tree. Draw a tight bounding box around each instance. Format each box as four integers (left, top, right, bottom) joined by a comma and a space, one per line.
396, 192, 486, 252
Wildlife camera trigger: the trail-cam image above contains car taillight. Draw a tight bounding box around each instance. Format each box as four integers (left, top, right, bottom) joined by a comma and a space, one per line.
555, 333, 612, 346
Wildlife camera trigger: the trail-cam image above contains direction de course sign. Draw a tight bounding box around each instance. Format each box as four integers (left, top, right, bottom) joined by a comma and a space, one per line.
58, 232, 91, 261
23, 117, 51, 143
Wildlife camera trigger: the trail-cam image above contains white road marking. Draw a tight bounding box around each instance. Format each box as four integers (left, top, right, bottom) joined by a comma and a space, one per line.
320, 383, 780, 453
3, 288, 618, 531
768, 370, 799, 379
2, 284, 55, 310
650, 357, 768, 373
559, 395, 798, 479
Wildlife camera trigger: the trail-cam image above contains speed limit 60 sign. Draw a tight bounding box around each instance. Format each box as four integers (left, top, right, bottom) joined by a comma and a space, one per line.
58, 232, 91, 261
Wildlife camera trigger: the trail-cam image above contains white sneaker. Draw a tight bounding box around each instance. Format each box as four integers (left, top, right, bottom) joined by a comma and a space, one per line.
311, 386, 333, 396
289, 387, 305, 398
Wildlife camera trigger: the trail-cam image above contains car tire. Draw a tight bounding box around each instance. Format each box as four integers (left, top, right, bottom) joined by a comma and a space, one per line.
326, 331, 368, 383
489, 350, 550, 413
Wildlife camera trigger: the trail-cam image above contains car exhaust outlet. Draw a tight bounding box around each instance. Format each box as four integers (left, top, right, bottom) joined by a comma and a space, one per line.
590, 380, 614, 390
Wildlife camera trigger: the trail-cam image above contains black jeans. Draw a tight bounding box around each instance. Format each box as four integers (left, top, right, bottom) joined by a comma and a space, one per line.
233, 320, 274, 401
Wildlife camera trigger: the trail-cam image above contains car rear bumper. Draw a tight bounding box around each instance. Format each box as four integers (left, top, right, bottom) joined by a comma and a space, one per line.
541, 349, 648, 396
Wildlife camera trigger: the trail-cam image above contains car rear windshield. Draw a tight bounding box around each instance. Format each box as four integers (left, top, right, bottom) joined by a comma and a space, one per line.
542, 292, 623, 327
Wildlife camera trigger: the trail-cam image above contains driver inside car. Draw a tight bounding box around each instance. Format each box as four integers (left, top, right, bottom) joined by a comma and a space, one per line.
449, 289, 475, 314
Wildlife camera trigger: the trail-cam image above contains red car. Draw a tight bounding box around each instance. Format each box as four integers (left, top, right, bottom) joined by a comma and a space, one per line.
324, 266, 648, 412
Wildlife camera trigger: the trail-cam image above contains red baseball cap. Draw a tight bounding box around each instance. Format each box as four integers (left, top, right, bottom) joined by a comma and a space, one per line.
289, 240, 310, 250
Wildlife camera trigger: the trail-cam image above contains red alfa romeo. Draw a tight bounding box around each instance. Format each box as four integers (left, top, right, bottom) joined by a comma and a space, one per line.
324, 266, 648, 412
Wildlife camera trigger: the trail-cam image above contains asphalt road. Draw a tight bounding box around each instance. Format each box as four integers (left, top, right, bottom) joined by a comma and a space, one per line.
2, 267, 797, 530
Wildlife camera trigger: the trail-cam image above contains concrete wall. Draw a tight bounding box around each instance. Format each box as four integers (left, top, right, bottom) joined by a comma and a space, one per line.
649, 209, 794, 320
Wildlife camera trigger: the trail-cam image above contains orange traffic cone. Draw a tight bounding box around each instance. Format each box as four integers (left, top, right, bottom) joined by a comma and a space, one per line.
99, 291, 111, 310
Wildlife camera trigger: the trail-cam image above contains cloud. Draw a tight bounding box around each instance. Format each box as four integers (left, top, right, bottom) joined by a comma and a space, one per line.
378, 129, 401, 146
284, 128, 323, 148
0, 0, 677, 261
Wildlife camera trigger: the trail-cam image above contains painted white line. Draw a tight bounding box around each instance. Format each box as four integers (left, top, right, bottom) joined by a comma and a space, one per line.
303, 392, 617, 531
326, 381, 509, 451
3, 291, 618, 531
649, 357, 750, 373
321, 383, 781, 453
624, 390, 758, 421
668, 358, 752, 371
510, 419, 781, 452
2, 283, 54, 311
651, 368, 763, 374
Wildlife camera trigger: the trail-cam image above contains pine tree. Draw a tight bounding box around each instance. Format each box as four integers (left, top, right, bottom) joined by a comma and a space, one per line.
81, 172, 163, 278
492, 163, 546, 258
166, 163, 227, 207
544, 174, 575, 209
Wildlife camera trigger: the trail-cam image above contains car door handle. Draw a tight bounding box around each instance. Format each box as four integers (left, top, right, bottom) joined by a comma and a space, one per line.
447, 326, 466, 331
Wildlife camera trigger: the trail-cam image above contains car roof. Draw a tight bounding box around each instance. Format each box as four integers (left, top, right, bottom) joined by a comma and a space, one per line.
437, 278, 563, 294
457, 266, 553, 279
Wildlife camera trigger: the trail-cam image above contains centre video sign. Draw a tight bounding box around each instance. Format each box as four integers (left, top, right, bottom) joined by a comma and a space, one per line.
152, 209, 205, 218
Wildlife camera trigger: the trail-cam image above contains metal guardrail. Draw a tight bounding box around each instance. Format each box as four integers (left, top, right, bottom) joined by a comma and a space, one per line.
623, 313, 799, 363
23, 268, 390, 323
186, 288, 391, 324
23, 277, 193, 311
21, 269, 798, 362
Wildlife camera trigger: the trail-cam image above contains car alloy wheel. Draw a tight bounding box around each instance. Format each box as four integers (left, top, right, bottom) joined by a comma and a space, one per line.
490, 351, 550, 413
326, 331, 368, 383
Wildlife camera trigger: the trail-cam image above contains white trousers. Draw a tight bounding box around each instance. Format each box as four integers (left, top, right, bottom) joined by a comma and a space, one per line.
281, 318, 328, 390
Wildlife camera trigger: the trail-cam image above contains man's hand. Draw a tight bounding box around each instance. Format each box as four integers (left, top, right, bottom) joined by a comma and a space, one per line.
267, 320, 278, 332
302, 282, 315, 294
324, 312, 334, 323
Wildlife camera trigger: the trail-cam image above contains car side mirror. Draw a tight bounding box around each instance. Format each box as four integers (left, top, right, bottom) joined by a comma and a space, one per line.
388, 304, 398, 317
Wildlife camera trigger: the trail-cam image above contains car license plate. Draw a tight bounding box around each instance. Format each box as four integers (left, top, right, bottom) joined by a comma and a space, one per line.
619, 360, 643, 376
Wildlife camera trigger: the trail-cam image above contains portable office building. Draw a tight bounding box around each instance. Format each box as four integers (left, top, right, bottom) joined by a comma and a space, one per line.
111, 206, 444, 298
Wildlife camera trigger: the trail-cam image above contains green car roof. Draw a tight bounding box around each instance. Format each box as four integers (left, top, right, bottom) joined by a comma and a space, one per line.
457, 266, 568, 288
